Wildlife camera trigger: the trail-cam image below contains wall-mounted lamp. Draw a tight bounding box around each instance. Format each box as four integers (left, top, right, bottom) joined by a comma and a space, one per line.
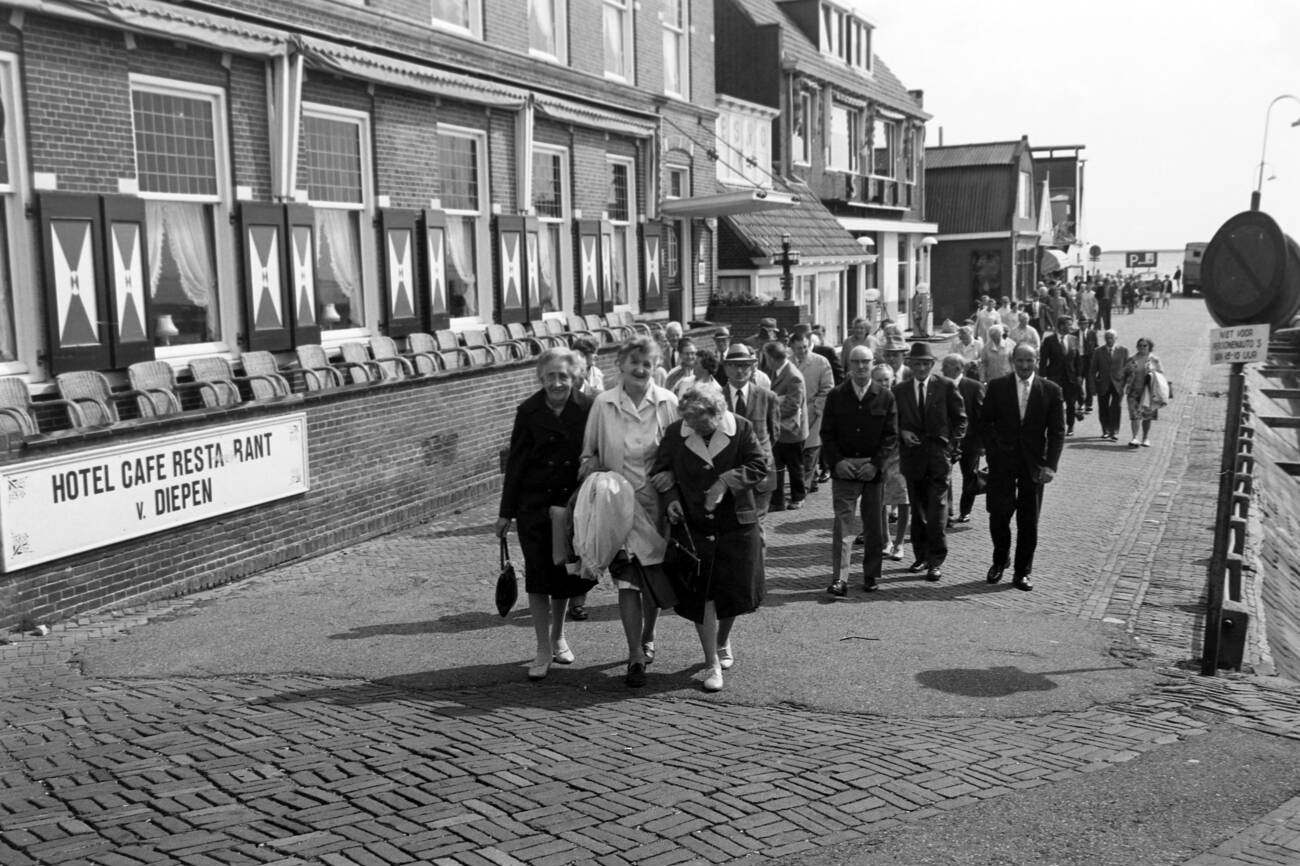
920, 236, 938, 248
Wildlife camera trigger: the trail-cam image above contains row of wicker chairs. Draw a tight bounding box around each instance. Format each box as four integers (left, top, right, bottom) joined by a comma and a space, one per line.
0, 313, 659, 447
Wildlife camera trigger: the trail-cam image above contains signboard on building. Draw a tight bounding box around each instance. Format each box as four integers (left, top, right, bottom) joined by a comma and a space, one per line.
0, 414, 309, 571
1126, 251, 1158, 268
1209, 324, 1270, 365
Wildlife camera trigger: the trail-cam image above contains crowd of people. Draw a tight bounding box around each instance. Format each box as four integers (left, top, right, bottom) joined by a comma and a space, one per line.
494, 297, 1173, 694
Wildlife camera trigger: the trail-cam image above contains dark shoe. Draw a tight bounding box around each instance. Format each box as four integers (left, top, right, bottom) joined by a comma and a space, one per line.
786, 500, 804, 511
625, 661, 647, 687
925, 567, 942, 582
1012, 574, 1034, 591
863, 578, 878, 593
987, 564, 1006, 584
853, 534, 864, 546
817, 470, 832, 483
955, 513, 971, 524
827, 580, 847, 597
907, 559, 927, 573
568, 604, 589, 621
808, 483, 819, 493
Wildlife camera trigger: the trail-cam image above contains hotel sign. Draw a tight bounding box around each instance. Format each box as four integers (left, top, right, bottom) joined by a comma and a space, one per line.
0, 414, 309, 571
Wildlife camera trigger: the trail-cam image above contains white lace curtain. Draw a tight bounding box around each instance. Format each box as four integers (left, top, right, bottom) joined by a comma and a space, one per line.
315, 208, 361, 304
445, 217, 477, 316
146, 201, 214, 307
537, 226, 557, 311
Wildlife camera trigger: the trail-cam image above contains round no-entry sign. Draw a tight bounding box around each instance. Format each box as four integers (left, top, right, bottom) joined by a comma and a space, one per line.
1201, 210, 1300, 328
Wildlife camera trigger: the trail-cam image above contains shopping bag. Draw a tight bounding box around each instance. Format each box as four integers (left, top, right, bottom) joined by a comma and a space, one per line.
662, 520, 701, 599
495, 537, 518, 617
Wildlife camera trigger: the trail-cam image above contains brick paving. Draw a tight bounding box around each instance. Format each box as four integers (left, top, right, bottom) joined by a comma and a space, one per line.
3, 301, 1299, 866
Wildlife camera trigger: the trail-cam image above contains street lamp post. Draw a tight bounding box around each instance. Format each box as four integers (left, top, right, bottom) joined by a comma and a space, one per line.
1251, 94, 1300, 211
775, 231, 800, 302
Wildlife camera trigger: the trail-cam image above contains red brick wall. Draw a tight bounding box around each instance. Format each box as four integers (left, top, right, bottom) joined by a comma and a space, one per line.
0, 352, 623, 631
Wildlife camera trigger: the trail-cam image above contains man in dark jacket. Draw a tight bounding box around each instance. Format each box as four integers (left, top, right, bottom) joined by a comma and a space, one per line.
1039, 316, 1084, 436
979, 343, 1066, 590
821, 345, 898, 595
940, 353, 984, 524
720, 343, 780, 516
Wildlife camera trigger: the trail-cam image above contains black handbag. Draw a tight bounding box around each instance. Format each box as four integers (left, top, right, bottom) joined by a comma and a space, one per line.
662, 520, 702, 598
495, 537, 519, 617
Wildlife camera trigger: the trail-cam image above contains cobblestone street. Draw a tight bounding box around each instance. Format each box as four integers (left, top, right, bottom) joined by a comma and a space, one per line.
4, 301, 1300, 866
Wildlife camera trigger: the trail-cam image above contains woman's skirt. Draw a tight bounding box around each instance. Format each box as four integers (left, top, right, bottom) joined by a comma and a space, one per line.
517, 509, 596, 599
673, 522, 764, 624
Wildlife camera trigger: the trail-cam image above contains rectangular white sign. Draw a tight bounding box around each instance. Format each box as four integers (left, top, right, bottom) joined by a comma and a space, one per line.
1209, 325, 1270, 366
1, 413, 309, 571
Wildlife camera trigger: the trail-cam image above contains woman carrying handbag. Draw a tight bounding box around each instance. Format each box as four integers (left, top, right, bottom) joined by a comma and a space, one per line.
651, 386, 768, 692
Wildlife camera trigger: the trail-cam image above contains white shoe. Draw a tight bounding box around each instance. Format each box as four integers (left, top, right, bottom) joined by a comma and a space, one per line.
641, 641, 656, 666
702, 666, 724, 692
718, 644, 734, 670
1140, 439, 1151, 447
1128, 439, 1140, 448
552, 639, 575, 664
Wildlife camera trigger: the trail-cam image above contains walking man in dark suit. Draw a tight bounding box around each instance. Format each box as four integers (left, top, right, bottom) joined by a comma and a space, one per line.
822, 345, 898, 595
980, 343, 1066, 590
1090, 329, 1128, 440
893, 342, 967, 581
721, 344, 779, 516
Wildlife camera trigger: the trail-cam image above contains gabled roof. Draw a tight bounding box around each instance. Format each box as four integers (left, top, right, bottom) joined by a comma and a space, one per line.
728, 0, 928, 119
720, 181, 871, 268
925, 141, 1024, 170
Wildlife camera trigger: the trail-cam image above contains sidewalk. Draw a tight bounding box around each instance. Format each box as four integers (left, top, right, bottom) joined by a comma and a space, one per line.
2, 299, 1299, 866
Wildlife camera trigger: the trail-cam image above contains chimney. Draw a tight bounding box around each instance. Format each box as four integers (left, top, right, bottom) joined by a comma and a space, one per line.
938, 126, 943, 147
908, 88, 924, 108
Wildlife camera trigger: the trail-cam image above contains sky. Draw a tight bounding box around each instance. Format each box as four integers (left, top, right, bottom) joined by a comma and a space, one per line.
862, 0, 1300, 252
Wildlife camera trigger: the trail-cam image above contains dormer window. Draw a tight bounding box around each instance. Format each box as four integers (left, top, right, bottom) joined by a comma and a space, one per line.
819, 3, 871, 73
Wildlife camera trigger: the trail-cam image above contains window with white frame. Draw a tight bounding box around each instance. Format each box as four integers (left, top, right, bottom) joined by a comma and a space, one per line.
820, 3, 871, 72
792, 91, 811, 166
662, 0, 688, 97
828, 103, 859, 172
302, 105, 370, 332
529, 0, 567, 61
603, 0, 633, 81
431, 0, 481, 37
606, 158, 634, 307
439, 128, 488, 319
872, 116, 897, 178
131, 75, 227, 348
0, 57, 21, 366
1017, 170, 1032, 219
531, 145, 568, 314
664, 166, 687, 287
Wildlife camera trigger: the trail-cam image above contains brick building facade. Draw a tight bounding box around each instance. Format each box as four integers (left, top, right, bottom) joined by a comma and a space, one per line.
0, 0, 737, 628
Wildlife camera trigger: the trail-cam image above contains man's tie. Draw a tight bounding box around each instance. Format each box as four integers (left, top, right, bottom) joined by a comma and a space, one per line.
1018, 379, 1029, 421
916, 380, 925, 410
734, 389, 746, 417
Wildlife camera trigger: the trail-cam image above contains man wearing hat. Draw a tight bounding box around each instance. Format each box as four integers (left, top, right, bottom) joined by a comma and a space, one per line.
713, 327, 732, 387
894, 342, 967, 580
721, 344, 779, 515
746, 317, 782, 352
880, 335, 911, 384
761, 340, 808, 511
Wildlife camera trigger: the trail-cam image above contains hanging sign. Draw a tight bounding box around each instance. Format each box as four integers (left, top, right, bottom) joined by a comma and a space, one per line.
0, 414, 309, 571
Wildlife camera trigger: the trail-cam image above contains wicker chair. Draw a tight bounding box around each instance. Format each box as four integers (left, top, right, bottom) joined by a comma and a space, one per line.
583, 314, 623, 343
368, 336, 422, 379
295, 345, 370, 391
406, 333, 455, 374
0, 377, 85, 442
339, 342, 386, 384
612, 310, 653, 338
485, 324, 530, 361
528, 320, 568, 349
506, 323, 548, 356
55, 371, 156, 426
127, 359, 230, 416
565, 315, 596, 341
189, 356, 290, 406
239, 352, 295, 398
433, 330, 477, 370
461, 329, 510, 365
542, 318, 579, 346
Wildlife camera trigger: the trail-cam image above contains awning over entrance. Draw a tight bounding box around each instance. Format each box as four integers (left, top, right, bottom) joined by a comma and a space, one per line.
720, 186, 874, 267
838, 215, 939, 234
1041, 248, 1069, 274
659, 189, 798, 218
534, 95, 656, 139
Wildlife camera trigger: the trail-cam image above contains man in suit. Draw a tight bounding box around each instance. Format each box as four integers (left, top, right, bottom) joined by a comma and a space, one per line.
940, 353, 984, 524
979, 343, 1066, 590
1079, 319, 1100, 414
721, 344, 779, 516
790, 330, 834, 493
761, 340, 808, 511
893, 342, 967, 581
822, 345, 897, 595
1090, 329, 1128, 441
1039, 316, 1084, 436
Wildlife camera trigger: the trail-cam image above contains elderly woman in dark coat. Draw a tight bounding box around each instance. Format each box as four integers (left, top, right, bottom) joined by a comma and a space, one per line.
496, 348, 594, 681
652, 385, 767, 693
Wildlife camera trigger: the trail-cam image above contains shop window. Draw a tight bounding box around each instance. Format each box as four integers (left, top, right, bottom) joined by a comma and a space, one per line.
439, 128, 488, 320
302, 106, 370, 332
432, 0, 482, 37
603, 0, 633, 81
131, 76, 227, 347
531, 146, 569, 313
529, 0, 567, 61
